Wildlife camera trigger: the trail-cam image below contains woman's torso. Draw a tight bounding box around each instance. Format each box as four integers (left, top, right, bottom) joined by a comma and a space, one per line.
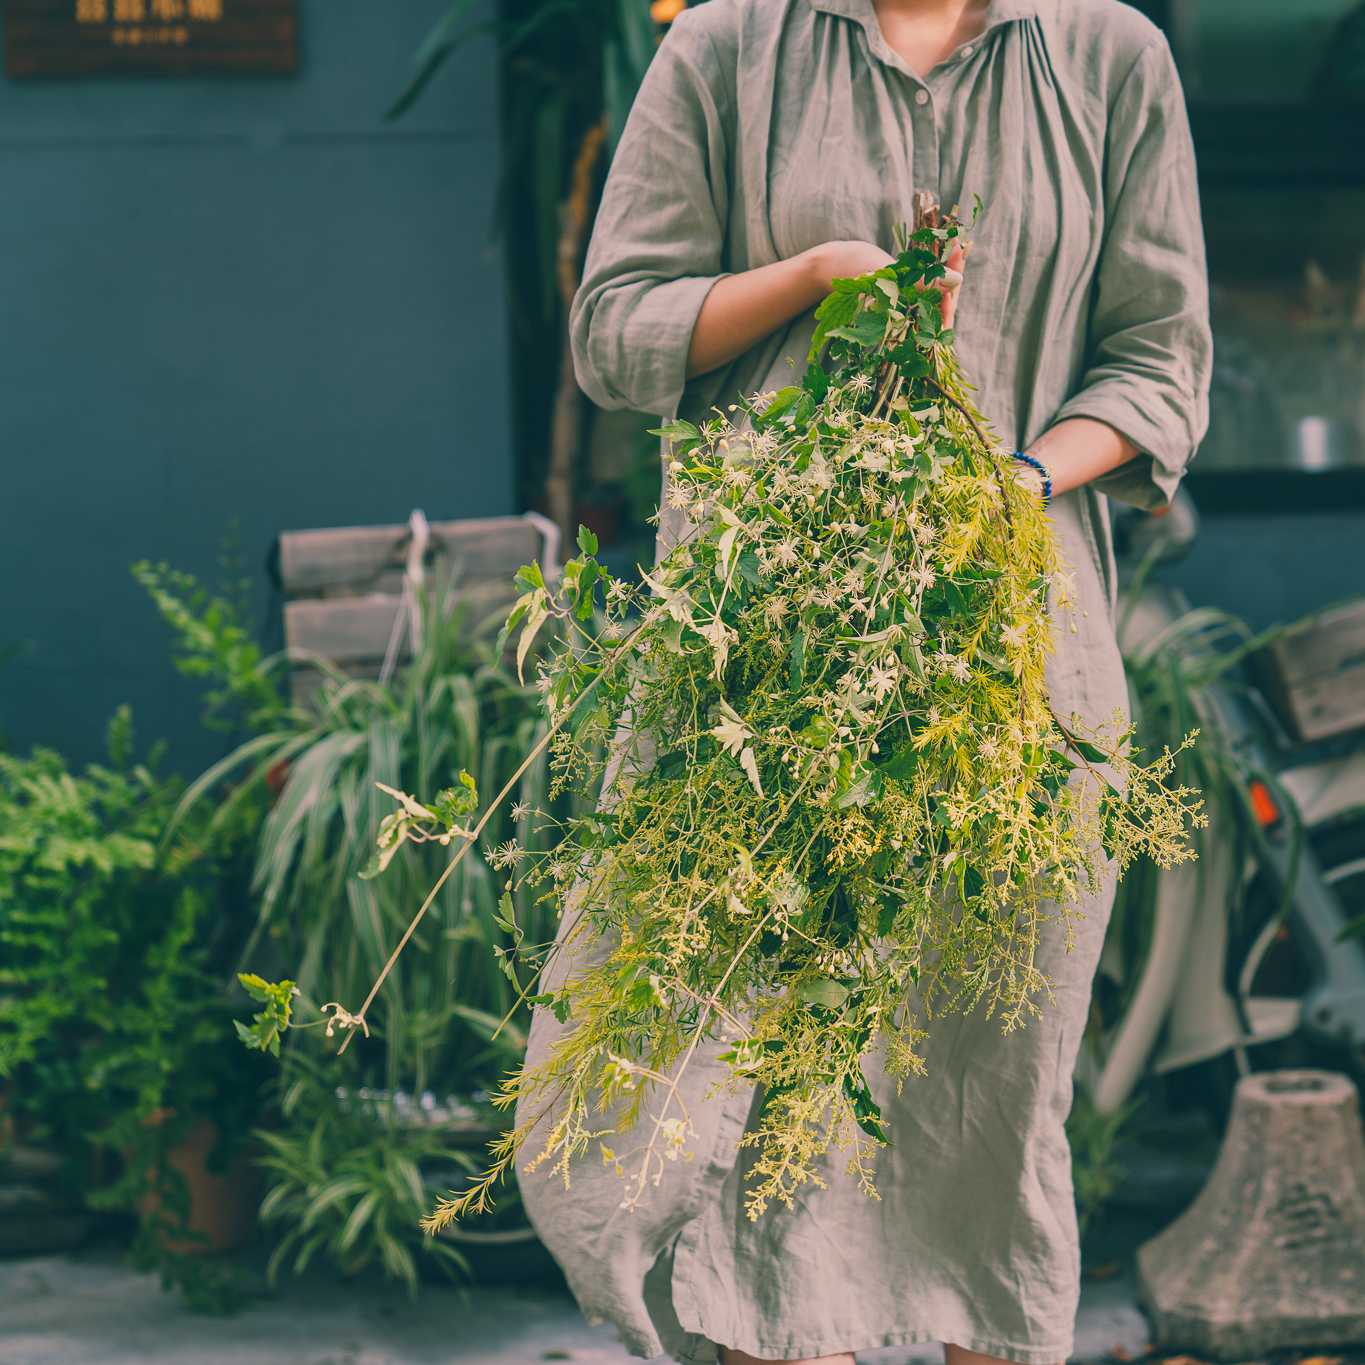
654, 0, 1161, 726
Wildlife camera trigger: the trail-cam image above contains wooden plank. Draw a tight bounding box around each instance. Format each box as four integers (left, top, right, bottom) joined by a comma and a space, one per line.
1272, 670, 1365, 744
278, 515, 548, 598
1257, 597, 1365, 742
284, 582, 517, 664
1265, 600, 1365, 684
285, 595, 400, 665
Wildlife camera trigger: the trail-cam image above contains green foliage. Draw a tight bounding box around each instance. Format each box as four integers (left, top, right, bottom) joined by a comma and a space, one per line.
131, 556, 288, 735
0, 707, 163, 1098
235, 973, 298, 1057
1098, 597, 1301, 1036
1066, 1091, 1136, 1238
198, 568, 571, 1290
354, 209, 1207, 1231
0, 702, 270, 1297
204, 572, 559, 1104
253, 1059, 475, 1297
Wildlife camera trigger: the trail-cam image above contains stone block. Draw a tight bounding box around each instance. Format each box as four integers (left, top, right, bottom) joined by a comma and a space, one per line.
1137, 1069, 1365, 1357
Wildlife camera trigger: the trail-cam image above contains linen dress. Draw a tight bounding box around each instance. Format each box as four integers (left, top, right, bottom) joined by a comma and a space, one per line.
516, 2, 1212, 1361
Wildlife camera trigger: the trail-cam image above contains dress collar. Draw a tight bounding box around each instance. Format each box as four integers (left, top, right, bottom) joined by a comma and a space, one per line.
806, 0, 1041, 81
807, 0, 1040, 20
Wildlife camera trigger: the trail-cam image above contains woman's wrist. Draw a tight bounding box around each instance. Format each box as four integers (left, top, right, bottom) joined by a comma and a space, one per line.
1010, 449, 1052, 503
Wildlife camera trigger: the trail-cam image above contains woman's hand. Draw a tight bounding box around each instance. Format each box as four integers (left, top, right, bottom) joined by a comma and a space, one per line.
937, 237, 966, 330
803, 237, 967, 328
802, 239, 898, 292
685, 235, 967, 382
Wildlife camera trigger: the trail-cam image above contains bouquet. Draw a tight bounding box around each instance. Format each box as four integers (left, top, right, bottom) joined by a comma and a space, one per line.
250, 204, 1204, 1228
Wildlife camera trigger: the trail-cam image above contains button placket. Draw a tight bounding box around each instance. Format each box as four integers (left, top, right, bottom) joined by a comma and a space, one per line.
910, 83, 940, 196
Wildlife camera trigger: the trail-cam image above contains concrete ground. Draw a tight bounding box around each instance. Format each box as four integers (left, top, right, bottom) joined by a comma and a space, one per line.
0, 1246, 1152, 1365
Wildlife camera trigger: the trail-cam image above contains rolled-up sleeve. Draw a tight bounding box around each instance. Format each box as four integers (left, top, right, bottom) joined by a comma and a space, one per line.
1051, 35, 1213, 509
568, 11, 733, 417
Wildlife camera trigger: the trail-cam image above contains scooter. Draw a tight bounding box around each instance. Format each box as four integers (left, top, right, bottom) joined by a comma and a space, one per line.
1075, 488, 1365, 1118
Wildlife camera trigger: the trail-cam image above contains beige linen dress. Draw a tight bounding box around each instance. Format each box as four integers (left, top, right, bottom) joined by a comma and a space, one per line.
516, 2, 1213, 1361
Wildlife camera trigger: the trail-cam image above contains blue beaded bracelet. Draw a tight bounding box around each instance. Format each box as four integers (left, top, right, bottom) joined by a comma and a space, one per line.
1010, 449, 1052, 504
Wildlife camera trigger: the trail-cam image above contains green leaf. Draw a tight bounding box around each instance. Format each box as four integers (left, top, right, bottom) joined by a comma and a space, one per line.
796, 977, 849, 1009
516, 599, 549, 684
647, 419, 702, 446
513, 561, 544, 594
577, 524, 599, 557
788, 629, 806, 688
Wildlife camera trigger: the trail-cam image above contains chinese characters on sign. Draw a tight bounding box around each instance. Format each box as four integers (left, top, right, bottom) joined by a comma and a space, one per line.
4, 0, 297, 76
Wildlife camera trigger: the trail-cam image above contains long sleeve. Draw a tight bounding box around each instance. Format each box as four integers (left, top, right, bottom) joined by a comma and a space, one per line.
568, 10, 734, 417
1050, 34, 1213, 509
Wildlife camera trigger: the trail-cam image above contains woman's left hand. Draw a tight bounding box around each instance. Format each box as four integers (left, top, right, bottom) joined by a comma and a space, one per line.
938, 237, 967, 330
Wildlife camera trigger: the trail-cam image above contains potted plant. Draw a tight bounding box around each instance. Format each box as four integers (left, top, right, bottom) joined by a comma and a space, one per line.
140, 560, 578, 1290
0, 703, 272, 1297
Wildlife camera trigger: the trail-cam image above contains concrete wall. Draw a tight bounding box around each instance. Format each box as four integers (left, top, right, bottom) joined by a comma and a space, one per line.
0, 2, 509, 771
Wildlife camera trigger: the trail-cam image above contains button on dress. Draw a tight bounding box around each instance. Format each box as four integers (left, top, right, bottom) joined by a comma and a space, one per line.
516, 2, 1213, 1361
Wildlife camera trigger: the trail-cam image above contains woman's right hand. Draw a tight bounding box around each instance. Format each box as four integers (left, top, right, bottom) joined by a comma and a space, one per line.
802, 237, 967, 329
686, 235, 965, 382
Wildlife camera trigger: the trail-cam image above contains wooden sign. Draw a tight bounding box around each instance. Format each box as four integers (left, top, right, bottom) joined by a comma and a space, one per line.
3, 0, 297, 77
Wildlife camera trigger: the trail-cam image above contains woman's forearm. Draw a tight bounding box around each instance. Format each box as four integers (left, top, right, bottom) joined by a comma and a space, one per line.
1024, 417, 1139, 498
685, 251, 827, 380
685, 240, 906, 381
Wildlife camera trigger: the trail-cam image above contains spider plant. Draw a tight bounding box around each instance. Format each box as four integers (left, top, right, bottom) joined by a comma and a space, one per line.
1101, 587, 1298, 1038
154, 567, 557, 1099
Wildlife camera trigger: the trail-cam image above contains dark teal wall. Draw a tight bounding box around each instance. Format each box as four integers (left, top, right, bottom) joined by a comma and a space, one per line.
0, 2, 509, 770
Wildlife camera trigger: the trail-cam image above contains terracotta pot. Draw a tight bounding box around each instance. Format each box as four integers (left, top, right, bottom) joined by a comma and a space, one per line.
138, 1114, 261, 1256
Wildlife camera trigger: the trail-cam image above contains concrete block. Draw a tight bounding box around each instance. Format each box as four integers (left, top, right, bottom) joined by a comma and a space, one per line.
1137, 1069, 1365, 1357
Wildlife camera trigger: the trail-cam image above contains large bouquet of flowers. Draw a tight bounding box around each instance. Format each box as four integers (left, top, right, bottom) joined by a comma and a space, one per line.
259, 205, 1203, 1228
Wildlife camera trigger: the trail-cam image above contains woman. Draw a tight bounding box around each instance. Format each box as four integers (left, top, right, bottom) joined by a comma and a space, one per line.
517, 3, 1213, 1364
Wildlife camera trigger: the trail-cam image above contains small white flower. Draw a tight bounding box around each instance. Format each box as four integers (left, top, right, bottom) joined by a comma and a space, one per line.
868, 659, 900, 700
763, 595, 790, 626
486, 838, 524, 869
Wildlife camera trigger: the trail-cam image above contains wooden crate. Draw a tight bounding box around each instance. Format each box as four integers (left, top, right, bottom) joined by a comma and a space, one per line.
1255, 596, 1365, 743
277, 513, 559, 709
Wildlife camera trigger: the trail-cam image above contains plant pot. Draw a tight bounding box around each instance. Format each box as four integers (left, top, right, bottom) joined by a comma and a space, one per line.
138, 1113, 261, 1256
